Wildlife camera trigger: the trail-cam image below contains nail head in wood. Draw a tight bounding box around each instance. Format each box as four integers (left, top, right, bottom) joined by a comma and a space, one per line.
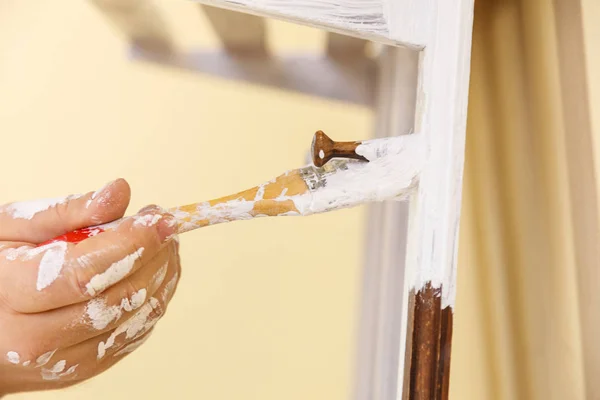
311, 130, 368, 167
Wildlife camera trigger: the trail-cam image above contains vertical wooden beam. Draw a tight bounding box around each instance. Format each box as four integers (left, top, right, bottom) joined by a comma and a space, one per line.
353, 46, 419, 400
400, 0, 475, 399
90, 0, 173, 53
200, 5, 267, 54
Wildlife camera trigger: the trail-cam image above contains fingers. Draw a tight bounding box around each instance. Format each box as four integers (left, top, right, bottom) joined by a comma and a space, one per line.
0, 179, 130, 244
0, 210, 177, 313
3, 257, 180, 386
0, 241, 177, 356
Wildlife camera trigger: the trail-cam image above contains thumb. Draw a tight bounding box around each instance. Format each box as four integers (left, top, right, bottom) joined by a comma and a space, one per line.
0, 179, 131, 244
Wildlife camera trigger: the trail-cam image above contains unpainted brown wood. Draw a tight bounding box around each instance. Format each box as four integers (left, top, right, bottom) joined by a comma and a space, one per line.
406, 282, 453, 400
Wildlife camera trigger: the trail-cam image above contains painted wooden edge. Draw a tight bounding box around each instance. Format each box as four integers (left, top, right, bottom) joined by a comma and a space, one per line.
400, 0, 475, 398
90, 0, 174, 53
189, 0, 432, 48
130, 48, 377, 106
200, 4, 267, 54
552, 0, 600, 397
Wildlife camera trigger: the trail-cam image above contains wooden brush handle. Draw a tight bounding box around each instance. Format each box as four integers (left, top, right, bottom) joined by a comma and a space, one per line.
37, 169, 310, 246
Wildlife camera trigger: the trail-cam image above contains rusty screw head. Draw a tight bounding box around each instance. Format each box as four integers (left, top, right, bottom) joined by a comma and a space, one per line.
311, 130, 368, 167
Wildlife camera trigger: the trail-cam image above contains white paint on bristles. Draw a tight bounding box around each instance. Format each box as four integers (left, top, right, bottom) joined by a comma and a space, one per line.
85, 248, 144, 296
170, 134, 423, 233
6, 351, 20, 364
2, 194, 81, 220
97, 297, 161, 359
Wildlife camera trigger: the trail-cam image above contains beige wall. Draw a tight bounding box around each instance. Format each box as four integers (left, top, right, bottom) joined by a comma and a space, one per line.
0, 2, 370, 399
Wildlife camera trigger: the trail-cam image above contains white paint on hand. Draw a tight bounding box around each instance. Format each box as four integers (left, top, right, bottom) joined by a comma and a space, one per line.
86, 180, 115, 208
37, 241, 68, 291
319, 149, 325, 159
97, 297, 161, 359
41, 360, 78, 381
150, 261, 168, 293
133, 214, 162, 227
161, 272, 179, 304
85, 248, 144, 296
22, 360, 31, 367
85, 289, 148, 330
2, 195, 81, 220
6, 351, 20, 364
114, 333, 152, 357
35, 349, 57, 367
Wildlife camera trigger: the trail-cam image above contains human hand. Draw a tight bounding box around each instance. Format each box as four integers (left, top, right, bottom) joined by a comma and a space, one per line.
0, 179, 181, 395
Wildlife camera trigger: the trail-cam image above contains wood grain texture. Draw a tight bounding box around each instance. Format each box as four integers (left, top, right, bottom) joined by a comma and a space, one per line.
201, 4, 267, 54
190, 0, 433, 48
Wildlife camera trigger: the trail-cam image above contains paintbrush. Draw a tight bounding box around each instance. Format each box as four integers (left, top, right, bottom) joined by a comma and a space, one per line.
38, 131, 423, 246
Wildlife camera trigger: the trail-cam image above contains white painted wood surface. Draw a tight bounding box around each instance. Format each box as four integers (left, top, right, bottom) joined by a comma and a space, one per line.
191, 0, 434, 48
353, 46, 418, 400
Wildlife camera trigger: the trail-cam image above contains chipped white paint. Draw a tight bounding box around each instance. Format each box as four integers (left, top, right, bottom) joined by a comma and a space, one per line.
2, 195, 81, 220
35, 349, 57, 367
37, 241, 68, 291
194, 0, 432, 47
85, 248, 144, 296
6, 351, 20, 364
97, 297, 161, 359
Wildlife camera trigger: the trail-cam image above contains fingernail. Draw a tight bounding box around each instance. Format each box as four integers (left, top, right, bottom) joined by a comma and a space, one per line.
137, 204, 164, 214
157, 215, 178, 243
86, 180, 116, 208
